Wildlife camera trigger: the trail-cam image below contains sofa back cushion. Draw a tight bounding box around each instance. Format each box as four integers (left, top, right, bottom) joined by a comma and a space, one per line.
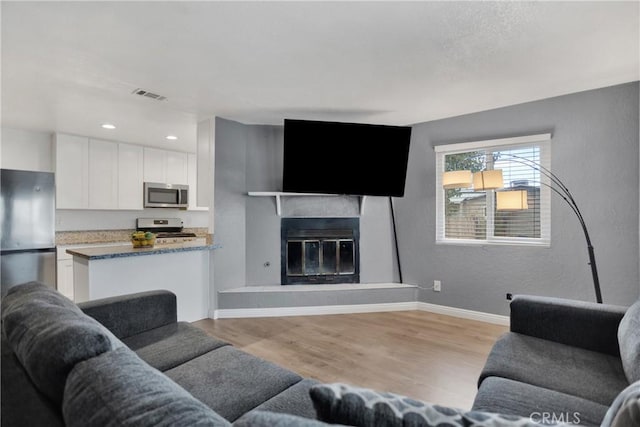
618, 299, 640, 383
1, 282, 123, 404
63, 346, 230, 427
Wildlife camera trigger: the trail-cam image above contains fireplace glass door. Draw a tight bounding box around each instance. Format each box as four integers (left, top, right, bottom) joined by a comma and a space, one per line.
286, 239, 355, 277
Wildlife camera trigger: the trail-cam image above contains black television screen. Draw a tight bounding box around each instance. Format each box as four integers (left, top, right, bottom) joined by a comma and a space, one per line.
282, 119, 412, 197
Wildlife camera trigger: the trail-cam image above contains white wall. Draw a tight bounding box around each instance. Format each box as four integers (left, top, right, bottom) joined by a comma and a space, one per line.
1, 127, 53, 172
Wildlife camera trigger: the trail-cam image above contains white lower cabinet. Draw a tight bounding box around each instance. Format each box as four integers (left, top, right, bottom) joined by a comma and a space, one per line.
57, 259, 74, 300
57, 243, 128, 301
57, 247, 74, 300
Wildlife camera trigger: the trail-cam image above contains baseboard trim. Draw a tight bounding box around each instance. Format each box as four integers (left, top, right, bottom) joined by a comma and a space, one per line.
417, 302, 510, 326
214, 301, 419, 319
213, 301, 509, 325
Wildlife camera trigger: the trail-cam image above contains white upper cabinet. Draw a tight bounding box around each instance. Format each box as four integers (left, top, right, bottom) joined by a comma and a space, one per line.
166, 151, 188, 185
54, 134, 89, 209
118, 143, 144, 210
88, 139, 118, 209
143, 147, 167, 183
54, 133, 191, 211
143, 148, 187, 185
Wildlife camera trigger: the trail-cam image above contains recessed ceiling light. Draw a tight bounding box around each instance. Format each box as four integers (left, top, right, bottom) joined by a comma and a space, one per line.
166, 135, 178, 140
101, 123, 116, 130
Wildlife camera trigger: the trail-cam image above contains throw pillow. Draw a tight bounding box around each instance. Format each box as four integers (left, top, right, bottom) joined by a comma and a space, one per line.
63, 347, 231, 427
1, 281, 123, 404
310, 383, 574, 427
600, 380, 640, 427
618, 299, 640, 383
310, 383, 464, 426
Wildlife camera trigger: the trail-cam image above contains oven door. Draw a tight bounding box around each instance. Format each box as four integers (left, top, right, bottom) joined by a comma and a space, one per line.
144, 182, 189, 208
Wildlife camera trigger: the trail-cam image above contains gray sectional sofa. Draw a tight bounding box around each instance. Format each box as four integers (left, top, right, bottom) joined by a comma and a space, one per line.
472, 295, 640, 427
2, 282, 639, 427
1, 282, 318, 426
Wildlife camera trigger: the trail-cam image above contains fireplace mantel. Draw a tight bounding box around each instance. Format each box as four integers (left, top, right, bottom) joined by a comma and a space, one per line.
247, 191, 367, 216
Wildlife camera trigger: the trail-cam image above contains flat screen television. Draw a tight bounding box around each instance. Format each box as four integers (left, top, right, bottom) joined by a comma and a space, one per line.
282, 119, 412, 197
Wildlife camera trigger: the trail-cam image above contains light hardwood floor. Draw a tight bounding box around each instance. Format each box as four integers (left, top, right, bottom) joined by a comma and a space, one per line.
193, 311, 507, 410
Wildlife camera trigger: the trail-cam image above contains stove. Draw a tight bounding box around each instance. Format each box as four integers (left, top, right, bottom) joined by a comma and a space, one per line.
155, 233, 198, 245
136, 218, 199, 245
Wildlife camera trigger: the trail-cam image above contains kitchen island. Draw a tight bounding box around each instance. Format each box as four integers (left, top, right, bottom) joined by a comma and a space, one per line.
68, 240, 220, 322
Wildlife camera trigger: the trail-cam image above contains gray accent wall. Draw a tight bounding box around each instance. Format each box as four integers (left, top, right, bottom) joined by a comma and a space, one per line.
213, 117, 401, 308
213, 118, 248, 293
245, 124, 285, 286
396, 82, 639, 315
360, 197, 399, 284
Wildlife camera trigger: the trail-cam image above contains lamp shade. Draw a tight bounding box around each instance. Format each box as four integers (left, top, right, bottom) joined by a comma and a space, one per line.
442, 170, 473, 189
473, 170, 503, 190
496, 190, 529, 210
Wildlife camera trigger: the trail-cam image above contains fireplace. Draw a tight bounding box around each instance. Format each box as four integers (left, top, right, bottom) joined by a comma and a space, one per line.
281, 217, 360, 285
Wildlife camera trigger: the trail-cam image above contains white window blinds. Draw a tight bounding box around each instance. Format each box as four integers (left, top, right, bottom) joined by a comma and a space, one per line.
435, 134, 551, 246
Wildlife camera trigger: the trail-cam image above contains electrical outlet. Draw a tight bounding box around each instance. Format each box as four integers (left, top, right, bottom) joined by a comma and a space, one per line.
433, 280, 441, 292
506, 293, 513, 300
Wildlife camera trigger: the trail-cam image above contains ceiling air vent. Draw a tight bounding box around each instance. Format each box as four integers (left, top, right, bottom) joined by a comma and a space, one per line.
131, 88, 167, 101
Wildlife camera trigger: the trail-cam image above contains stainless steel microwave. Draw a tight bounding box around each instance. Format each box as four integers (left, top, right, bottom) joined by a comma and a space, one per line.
144, 182, 189, 208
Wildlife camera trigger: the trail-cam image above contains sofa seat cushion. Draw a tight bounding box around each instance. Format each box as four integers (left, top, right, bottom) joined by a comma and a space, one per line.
473, 377, 609, 427
479, 332, 628, 405
1, 282, 123, 404
122, 322, 229, 371
241, 378, 319, 420
618, 299, 640, 383
165, 346, 303, 422
63, 346, 231, 427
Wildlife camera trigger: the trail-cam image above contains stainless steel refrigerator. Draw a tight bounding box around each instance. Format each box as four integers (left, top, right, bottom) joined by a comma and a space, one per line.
1, 169, 56, 296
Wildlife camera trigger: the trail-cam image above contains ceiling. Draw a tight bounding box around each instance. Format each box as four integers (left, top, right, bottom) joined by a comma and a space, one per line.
2, 1, 638, 152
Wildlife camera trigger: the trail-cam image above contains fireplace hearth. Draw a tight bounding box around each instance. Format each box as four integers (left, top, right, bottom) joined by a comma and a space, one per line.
281, 217, 360, 285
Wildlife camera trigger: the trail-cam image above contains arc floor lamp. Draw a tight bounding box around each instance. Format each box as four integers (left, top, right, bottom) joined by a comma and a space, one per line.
443, 153, 603, 304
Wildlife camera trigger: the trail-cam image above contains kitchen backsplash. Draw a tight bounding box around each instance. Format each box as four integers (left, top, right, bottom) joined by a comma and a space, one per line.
55, 209, 209, 231
56, 228, 209, 245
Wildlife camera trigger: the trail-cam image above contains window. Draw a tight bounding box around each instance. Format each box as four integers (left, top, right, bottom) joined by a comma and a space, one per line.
435, 134, 551, 246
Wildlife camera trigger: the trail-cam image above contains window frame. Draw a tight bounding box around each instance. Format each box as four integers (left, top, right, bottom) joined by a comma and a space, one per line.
435, 134, 552, 247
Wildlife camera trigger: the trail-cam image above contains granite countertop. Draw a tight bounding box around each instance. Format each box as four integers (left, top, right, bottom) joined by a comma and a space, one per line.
56, 228, 209, 245
67, 240, 221, 260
